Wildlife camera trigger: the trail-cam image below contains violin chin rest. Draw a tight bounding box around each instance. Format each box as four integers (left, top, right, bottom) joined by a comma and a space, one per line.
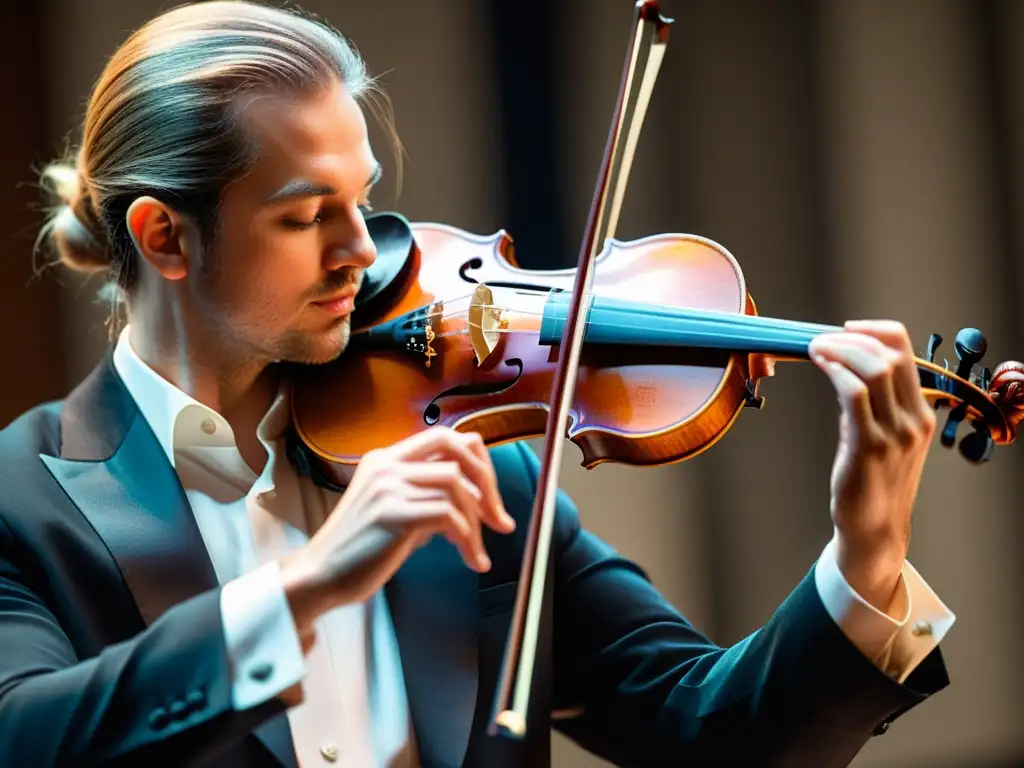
355, 210, 415, 312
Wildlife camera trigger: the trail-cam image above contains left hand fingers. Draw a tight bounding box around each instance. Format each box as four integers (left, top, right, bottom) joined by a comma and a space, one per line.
810, 331, 901, 430
842, 320, 926, 415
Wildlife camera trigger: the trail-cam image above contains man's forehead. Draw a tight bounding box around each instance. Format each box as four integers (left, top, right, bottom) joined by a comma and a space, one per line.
237, 85, 374, 186
241, 83, 365, 147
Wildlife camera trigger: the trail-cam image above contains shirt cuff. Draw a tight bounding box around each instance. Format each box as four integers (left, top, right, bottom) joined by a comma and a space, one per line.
220, 560, 307, 710
814, 535, 955, 683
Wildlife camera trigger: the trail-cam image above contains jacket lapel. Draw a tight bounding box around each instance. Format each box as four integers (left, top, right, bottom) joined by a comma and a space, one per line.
386, 535, 480, 767
38, 352, 297, 768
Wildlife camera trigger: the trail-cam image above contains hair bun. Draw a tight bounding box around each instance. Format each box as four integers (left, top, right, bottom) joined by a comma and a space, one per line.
40, 162, 112, 273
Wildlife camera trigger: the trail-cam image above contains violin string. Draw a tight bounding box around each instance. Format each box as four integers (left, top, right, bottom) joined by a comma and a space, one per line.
431, 308, 823, 351
422, 295, 837, 336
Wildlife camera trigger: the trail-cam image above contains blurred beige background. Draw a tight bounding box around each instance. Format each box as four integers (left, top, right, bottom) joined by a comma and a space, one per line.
0, 1, 1021, 765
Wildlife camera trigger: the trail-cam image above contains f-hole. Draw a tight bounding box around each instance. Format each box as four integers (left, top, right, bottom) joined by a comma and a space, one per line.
424, 358, 524, 425
458, 258, 560, 294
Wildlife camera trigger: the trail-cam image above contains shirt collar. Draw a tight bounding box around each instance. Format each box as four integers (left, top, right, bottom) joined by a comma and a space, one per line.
111, 325, 291, 471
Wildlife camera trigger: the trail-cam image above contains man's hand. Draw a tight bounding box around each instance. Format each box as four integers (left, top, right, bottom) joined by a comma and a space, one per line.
808, 320, 937, 617
279, 426, 515, 638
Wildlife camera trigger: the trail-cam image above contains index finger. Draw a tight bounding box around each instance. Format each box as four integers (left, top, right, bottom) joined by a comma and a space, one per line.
389, 427, 514, 533
844, 320, 924, 413
459, 431, 515, 533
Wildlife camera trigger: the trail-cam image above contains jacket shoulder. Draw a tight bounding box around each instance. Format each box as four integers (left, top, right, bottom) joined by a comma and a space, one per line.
0, 400, 64, 475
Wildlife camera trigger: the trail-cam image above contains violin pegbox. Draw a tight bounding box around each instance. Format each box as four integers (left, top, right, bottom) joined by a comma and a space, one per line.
921, 328, 1024, 463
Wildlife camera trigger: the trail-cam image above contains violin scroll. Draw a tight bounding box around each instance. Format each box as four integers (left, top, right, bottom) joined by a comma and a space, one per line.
919, 327, 1024, 463
991, 360, 1024, 438
951, 360, 1024, 465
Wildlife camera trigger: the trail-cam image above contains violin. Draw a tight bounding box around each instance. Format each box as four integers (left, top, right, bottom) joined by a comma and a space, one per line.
286, 0, 1024, 741
290, 214, 1024, 470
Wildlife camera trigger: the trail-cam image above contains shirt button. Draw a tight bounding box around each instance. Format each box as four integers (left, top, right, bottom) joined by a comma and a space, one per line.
911, 620, 933, 637
200, 418, 217, 435
320, 743, 339, 762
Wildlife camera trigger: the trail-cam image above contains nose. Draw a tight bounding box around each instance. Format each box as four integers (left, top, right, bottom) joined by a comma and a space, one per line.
324, 215, 377, 271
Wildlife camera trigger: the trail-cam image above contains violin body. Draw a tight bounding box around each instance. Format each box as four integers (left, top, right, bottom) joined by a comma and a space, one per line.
290, 212, 1024, 485
290, 215, 764, 472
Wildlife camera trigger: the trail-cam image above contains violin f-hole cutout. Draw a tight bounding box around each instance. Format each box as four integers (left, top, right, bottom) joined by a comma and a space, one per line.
423, 358, 525, 425
458, 257, 559, 294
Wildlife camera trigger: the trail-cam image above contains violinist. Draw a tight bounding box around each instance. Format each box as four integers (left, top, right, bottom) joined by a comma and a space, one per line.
0, 2, 956, 766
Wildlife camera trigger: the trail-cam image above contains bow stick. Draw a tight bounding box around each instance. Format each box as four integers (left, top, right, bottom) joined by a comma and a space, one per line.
490, 1, 674, 740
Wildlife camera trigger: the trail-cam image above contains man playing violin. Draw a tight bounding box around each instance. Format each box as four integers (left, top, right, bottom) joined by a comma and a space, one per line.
0, 2, 954, 766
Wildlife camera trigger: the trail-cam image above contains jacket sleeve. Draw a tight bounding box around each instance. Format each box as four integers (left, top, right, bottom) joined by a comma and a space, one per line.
506, 444, 950, 768
0, 515, 287, 767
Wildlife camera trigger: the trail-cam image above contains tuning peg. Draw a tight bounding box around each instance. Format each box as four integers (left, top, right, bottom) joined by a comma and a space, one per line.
940, 402, 967, 448
959, 422, 994, 464
954, 328, 987, 380
924, 333, 943, 363
977, 366, 992, 390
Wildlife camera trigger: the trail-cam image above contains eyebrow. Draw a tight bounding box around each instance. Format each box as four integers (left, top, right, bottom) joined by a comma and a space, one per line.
265, 161, 382, 204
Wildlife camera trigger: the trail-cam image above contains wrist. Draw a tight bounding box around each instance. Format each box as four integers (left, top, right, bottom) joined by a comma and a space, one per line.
834, 531, 907, 616
280, 553, 327, 651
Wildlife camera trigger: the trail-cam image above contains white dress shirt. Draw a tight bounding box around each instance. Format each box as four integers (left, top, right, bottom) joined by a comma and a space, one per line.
111, 325, 954, 765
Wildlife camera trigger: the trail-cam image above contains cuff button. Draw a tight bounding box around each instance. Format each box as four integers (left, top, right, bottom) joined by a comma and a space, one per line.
320, 744, 339, 762
249, 661, 274, 682
911, 621, 933, 637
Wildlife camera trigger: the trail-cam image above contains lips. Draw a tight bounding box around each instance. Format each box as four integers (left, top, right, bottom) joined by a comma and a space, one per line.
311, 286, 358, 316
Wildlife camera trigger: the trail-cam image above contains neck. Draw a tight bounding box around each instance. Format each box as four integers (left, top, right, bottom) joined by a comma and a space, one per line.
539, 292, 841, 360
127, 306, 280, 472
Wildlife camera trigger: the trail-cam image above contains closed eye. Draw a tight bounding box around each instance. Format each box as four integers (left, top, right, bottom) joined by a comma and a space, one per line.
281, 201, 372, 231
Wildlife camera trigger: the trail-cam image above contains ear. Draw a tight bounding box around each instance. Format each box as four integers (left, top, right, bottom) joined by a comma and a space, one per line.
125, 196, 192, 281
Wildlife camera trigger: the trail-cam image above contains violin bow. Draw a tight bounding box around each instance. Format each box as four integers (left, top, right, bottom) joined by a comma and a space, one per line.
490, 1, 674, 739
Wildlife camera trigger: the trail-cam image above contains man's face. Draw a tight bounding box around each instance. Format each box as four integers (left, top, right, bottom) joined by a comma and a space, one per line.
191, 80, 379, 365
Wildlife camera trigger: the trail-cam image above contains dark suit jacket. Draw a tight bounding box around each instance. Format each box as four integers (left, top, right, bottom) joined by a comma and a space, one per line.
0, 351, 949, 767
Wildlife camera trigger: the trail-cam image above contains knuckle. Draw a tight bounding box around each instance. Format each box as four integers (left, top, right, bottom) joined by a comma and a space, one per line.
371, 474, 402, 500
918, 407, 938, 437
860, 425, 893, 457
437, 461, 462, 482
362, 447, 387, 470
884, 320, 909, 339
864, 435, 893, 458
436, 425, 460, 443
866, 360, 895, 386
893, 418, 918, 448
443, 503, 465, 530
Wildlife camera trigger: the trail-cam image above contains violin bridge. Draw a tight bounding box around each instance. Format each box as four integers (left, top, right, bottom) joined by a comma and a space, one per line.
468, 284, 507, 366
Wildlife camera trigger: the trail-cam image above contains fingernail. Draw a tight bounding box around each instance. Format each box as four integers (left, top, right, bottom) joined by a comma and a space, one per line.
478, 554, 492, 571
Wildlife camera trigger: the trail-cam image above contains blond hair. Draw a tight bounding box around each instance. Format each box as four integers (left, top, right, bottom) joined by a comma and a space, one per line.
38, 0, 399, 304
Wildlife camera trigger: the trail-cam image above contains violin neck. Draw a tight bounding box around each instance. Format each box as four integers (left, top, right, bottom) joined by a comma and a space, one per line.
539, 293, 842, 359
